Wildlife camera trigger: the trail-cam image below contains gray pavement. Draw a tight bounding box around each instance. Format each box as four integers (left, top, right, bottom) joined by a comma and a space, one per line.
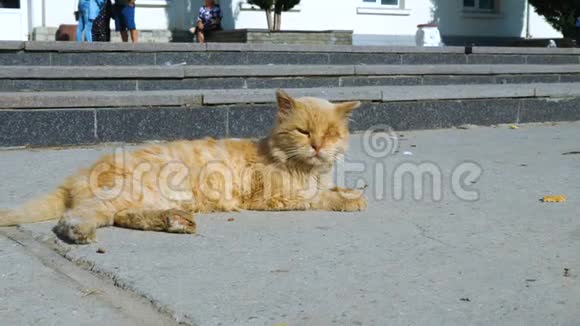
1, 123, 579, 326
0, 234, 138, 326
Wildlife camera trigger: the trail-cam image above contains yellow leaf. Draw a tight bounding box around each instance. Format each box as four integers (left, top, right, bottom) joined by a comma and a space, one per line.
541, 195, 566, 203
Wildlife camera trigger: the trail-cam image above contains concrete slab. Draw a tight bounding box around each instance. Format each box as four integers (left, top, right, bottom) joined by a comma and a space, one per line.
353, 45, 464, 54
0, 41, 24, 51
0, 66, 184, 79
183, 65, 355, 77
381, 84, 535, 102
202, 86, 382, 104
24, 41, 207, 52
8, 41, 580, 56
1, 64, 578, 81
355, 64, 580, 76
473, 46, 579, 55
0, 234, 138, 326
206, 43, 355, 53
1, 83, 576, 108
0, 90, 203, 109
1, 123, 579, 326
535, 83, 580, 97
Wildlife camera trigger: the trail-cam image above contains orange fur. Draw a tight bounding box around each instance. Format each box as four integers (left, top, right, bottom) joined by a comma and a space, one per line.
0, 90, 366, 244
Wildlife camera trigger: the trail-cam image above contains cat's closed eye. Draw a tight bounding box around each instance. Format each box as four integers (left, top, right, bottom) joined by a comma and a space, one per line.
296, 128, 310, 136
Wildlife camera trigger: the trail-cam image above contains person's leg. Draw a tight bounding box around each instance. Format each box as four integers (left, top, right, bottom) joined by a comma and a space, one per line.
120, 30, 129, 42
130, 29, 138, 43
76, 15, 85, 41
124, 5, 138, 43
196, 30, 205, 43
113, 4, 128, 42
85, 19, 94, 42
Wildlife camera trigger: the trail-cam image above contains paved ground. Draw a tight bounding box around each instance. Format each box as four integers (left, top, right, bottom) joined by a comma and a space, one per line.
1, 123, 579, 326
0, 234, 139, 326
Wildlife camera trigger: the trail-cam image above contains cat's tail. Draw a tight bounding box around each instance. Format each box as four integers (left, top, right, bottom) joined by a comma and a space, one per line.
0, 186, 70, 227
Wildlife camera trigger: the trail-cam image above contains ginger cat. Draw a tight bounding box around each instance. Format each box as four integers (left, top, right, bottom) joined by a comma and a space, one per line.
0, 90, 367, 244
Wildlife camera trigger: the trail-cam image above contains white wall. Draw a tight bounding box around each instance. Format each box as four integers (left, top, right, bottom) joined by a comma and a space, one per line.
432, 0, 526, 38
231, 0, 353, 31
43, 0, 77, 27
26, 0, 171, 32
353, 0, 432, 37
230, 0, 562, 43
527, 6, 562, 38
0, 0, 564, 42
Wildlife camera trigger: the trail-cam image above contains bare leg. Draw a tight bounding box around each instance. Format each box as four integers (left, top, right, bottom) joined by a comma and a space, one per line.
120, 30, 129, 42
196, 31, 205, 43
113, 208, 196, 234
129, 29, 138, 43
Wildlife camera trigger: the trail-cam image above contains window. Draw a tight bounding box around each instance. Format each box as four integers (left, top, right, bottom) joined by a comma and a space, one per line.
358, 0, 409, 15
363, 0, 400, 7
463, 0, 495, 11
0, 0, 20, 9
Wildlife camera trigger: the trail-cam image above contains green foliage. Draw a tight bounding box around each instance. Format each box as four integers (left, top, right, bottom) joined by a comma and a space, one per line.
274, 0, 301, 14
528, 0, 580, 38
247, 0, 275, 10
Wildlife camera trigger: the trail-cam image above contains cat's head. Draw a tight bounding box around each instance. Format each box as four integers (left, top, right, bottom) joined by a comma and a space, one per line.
269, 90, 360, 170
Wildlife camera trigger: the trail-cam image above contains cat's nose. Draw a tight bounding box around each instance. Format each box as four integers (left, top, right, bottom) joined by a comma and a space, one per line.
311, 144, 321, 153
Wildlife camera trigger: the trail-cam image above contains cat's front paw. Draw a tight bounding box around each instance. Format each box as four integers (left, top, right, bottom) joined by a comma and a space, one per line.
337, 196, 367, 212
162, 209, 196, 234
328, 187, 367, 212
54, 217, 97, 244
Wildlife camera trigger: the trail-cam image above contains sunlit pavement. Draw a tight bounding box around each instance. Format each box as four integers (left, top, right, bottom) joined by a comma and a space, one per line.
1, 123, 579, 326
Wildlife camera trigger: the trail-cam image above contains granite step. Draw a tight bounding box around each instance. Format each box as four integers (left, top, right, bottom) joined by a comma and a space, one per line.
1, 42, 579, 66
1, 83, 579, 109
2, 85, 580, 147
1, 65, 579, 92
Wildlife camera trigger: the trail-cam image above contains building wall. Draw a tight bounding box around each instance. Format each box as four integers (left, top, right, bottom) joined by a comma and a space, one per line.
0, 0, 564, 43
26, 0, 172, 34
528, 8, 562, 38
229, 0, 562, 45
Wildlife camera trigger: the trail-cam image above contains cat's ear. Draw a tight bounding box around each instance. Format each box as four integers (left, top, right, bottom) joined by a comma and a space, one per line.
335, 101, 361, 119
276, 89, 295, 118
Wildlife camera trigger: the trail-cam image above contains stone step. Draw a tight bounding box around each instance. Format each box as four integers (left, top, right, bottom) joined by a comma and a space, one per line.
1, 65, 579, 92
6, 41, 580, 55
1, 42, 578, 66
2, 86, 579, 147
1, 83, 579, 109
3, 64, 580, 79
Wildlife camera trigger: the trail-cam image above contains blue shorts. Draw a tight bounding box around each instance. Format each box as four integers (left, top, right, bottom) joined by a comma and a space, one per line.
114, 4, 136, 31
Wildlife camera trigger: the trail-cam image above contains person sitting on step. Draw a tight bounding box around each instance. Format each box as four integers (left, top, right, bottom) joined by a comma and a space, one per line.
190, 0, 222, 44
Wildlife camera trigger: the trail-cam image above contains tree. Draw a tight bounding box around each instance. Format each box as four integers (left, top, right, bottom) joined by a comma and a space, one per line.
273, 0, 301, 31
528, 0, 580, 38
247, 0, 275, 31
247, 0, 301, 31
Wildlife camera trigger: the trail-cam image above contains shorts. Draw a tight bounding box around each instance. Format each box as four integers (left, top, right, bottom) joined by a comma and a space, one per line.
194, 24, 222, 37
114, 4, 136, 31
